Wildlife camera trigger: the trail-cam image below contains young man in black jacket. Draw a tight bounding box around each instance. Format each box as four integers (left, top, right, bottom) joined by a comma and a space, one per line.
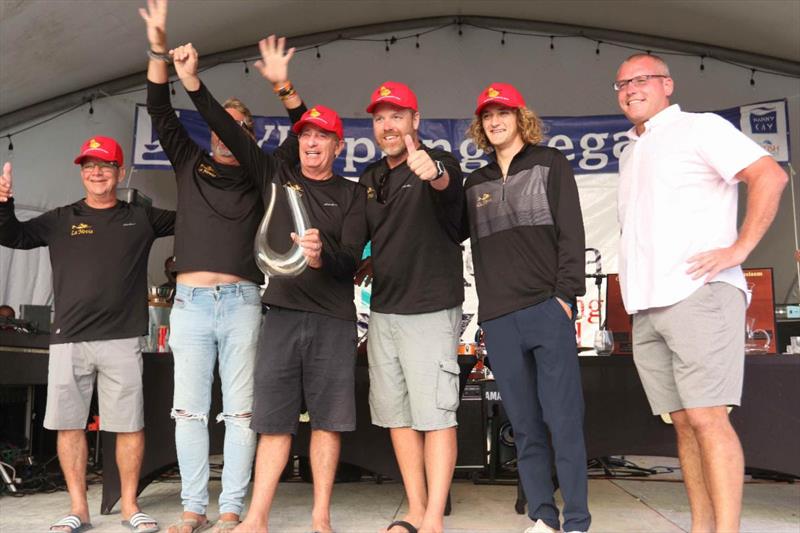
464, 83, 590, 533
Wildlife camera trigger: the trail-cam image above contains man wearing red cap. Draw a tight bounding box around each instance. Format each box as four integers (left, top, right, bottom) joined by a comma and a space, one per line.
0, 138, 174, 533
171, 41, 367, 533
464, 83, 590, 533
361, 81, 465, 533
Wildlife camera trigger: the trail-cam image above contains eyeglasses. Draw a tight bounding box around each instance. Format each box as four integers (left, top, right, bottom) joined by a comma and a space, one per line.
376, 167, 390, 204
81, 161, 119, 172
613, 74, 669, 92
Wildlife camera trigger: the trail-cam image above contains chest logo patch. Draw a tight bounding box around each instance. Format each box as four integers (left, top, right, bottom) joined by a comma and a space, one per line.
323, 202, 338, 207
476, 193, 492, 208
198, 163, 217, 178
71, 223, 94, 236
366, 187, 376, 200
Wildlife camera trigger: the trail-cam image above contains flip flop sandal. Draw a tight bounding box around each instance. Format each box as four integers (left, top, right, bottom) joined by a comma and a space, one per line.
47, 515, 93, 533
167, 518, 212, 533
122, 511, 160, 533
386, 521, 418, 533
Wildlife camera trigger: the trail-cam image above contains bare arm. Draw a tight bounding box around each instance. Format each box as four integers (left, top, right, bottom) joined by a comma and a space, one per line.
687, 155, 788, 281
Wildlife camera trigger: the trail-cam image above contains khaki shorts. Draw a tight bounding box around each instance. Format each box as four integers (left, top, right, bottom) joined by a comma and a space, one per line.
632, 282, 746, 415
367, 307, 462, 431
44, 337, 144, 432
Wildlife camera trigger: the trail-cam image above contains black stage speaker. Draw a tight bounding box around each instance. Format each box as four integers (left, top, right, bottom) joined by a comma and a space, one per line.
482, 380, 518, 478
455, 383, 486, 471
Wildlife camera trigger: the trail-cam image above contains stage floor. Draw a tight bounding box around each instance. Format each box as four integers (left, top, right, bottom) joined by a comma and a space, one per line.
2, 457, 798, 532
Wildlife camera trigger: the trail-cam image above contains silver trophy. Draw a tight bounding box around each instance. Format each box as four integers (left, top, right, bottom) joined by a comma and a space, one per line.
255, 182, 311, 278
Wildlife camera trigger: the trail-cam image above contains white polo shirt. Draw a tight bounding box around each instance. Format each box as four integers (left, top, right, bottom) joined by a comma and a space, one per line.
617, 104, 768, 314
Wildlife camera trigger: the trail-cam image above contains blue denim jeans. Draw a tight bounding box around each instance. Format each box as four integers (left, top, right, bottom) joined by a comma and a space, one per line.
169, 282, 262, 516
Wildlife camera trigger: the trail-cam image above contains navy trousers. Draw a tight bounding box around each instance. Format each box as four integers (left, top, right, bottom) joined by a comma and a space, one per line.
482, 298, 591, 532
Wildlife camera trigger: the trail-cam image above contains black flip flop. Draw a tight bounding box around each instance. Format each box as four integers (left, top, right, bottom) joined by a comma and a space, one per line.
387, 521, 418, 533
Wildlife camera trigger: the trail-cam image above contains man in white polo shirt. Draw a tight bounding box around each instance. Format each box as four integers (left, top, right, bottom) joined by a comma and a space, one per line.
615, 53, 787, 532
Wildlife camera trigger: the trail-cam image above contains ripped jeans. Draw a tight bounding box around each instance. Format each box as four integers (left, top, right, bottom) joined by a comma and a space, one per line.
169, 282, 262, 516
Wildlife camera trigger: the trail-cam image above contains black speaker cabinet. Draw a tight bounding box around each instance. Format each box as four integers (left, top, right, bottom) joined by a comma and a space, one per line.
456, 383, 486, 471
482, 380, 518, 478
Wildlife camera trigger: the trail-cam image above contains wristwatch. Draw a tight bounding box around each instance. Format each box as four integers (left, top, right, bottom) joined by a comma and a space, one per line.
431, 160, 446, 181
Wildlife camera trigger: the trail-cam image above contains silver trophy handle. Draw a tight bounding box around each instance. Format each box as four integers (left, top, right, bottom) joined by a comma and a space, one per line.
254, 182, 311, 278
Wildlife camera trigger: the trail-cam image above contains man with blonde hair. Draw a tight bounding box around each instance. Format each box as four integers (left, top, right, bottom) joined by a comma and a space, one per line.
464, 83, 590, 533
141, 2, 305, 531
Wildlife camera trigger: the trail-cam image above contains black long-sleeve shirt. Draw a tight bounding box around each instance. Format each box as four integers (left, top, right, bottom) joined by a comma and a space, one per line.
359, 148, 465, 314
147, 80, 270, 283
0, 198, 175, 343
464, 143, 586, 322
187, 82, 367, 321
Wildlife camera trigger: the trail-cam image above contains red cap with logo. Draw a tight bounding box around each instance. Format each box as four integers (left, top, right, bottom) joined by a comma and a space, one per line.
366, 81, 418, 113
475, 83, 526, 115
292, 105, 344, 140
74, 136, 124, 166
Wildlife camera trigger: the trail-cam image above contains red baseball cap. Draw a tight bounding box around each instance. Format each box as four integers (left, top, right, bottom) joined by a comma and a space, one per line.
292, 105, 344, 140
475, 83, 526, 115
74, 136, 124, 166
366, 81, 418, 113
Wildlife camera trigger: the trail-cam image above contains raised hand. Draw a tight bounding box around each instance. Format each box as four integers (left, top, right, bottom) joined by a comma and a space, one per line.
170, 43, 199, 84
139, 0, 168, 52
403, 134, 438, 181
254, 35, 295, 85
0, 162, 13, 202
291, 228, 323, 269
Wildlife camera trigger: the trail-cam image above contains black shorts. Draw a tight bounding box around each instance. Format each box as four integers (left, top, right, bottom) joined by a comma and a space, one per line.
252, 306, 357, 434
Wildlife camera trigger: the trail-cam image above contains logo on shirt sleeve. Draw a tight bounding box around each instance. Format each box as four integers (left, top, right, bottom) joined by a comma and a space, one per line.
70, 223, 94, 236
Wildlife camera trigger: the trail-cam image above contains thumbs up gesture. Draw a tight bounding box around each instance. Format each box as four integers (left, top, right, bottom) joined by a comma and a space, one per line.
0, 162, 12, 202
403, 135, 438, 181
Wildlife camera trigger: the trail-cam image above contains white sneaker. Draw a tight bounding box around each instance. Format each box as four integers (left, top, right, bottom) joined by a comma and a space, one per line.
524, 519, 560, 533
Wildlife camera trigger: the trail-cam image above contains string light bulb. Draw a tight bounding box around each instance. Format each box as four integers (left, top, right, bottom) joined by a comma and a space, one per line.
6, 136, 12, 151
750, 69, 756, 86
315, 46, 321, 59
595, 41, 601, 55
700, 55, 705, 71
501, 31, 506, 46
243, 61, 249, 74
549, 36, 554, 50
89, 99, 94, 115
415, 34, 420, 49
170, 82, 176, 96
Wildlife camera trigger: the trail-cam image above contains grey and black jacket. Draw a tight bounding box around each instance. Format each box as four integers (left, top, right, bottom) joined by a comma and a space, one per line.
463, 143, 586, 322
